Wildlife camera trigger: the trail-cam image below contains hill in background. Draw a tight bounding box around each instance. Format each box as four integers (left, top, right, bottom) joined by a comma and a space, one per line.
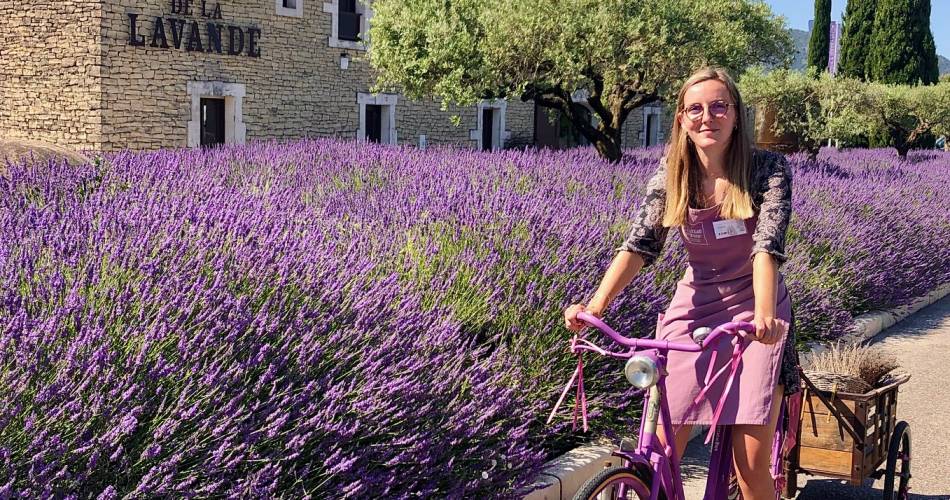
789, 28, 810, 71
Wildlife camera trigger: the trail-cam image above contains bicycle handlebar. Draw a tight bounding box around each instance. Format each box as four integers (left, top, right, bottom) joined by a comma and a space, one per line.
575, 311, 755, 352
550, 313, 757, 435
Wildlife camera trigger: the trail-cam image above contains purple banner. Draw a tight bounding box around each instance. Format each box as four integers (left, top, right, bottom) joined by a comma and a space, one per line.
828, 21, 840, 75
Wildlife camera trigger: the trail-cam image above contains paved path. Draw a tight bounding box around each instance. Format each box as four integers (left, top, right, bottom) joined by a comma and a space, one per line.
680, 295, 950, 499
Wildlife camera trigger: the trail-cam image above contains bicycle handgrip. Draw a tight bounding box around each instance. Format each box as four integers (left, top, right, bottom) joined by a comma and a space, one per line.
575, 311, 640, 347
699, 321, 756, 350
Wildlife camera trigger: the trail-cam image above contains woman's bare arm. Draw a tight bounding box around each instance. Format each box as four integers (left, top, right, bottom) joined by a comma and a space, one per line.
587, 251, 646, 315
752, 252, 782, 344
564, 251, 645, 331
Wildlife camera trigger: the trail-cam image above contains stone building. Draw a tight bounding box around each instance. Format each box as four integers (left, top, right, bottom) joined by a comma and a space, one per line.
0, 0, 665, 153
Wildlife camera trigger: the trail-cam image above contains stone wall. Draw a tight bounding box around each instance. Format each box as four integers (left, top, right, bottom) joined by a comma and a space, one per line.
1, 0, 642, 154
620, 104, 675, 150
621, 113, 645, 149
97, 0, 535, 151
0, 1, 105, 151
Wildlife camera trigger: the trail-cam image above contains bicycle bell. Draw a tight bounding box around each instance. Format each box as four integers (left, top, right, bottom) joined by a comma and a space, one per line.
691, 326, 712, 345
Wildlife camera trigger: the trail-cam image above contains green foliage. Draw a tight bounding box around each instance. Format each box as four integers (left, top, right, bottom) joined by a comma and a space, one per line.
838, 0, 876, 80
368, 0, 792, 162
740, 67, 830, 155
741, 67, 950, 157
921, 27, 940, 84
813, 73, 877, 145
862, 81, 950, 156
868, 0, 940, 85
868, 126, 894, 148
807, 0, 832, 73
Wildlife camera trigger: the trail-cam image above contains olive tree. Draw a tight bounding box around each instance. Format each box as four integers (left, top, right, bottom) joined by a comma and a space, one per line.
864, 81, 950, 158
739, 68, 833, 158
367, 0, 792, 162
741, 68, 950, 159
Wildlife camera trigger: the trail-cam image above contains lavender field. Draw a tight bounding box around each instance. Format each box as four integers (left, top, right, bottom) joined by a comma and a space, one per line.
1, 141, 948, 498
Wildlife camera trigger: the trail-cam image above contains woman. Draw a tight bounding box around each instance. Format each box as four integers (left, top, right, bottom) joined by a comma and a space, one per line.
563, 67, 798, 500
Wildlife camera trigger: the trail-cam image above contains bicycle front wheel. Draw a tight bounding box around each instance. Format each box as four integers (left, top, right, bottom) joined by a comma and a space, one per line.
573, 466, 656, 500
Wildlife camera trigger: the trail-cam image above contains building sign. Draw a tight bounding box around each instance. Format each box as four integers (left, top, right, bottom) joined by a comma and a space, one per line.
128, 1, 261, 57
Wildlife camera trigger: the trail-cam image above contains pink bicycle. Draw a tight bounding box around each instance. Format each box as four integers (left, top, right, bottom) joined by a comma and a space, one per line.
550, 312, 793, 500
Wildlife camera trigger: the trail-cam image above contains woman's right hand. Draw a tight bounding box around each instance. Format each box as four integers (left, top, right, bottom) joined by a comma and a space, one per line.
564, 304, 602, 333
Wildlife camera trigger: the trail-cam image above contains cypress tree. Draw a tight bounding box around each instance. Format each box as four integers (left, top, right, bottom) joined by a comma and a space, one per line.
868, 0, 939, 85
807, 0, 832, 72
838, 0, 877, 80
922, 27, 940, 84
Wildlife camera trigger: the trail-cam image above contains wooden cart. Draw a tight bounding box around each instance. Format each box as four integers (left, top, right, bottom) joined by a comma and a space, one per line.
782, 369, 912, 499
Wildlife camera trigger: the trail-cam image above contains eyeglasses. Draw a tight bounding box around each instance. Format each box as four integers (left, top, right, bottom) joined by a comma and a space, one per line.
681, 100, 736, 121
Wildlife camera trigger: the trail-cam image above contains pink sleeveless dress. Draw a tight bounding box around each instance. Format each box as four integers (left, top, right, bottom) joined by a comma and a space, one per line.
657, 203, 792, 426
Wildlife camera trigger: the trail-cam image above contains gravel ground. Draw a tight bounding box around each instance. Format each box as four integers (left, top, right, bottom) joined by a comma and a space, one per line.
680, 295, 950, 499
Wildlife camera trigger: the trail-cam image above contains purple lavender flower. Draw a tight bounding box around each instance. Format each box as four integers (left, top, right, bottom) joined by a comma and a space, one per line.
0, 141, 945, 497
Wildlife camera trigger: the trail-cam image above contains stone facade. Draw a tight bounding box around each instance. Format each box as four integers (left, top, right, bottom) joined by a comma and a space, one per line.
621, 104, 671, 149
1, 0, 661, 154
0, 1, 106, 150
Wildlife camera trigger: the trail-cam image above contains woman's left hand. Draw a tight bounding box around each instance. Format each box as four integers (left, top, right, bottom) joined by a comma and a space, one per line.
752, 315, 788, 344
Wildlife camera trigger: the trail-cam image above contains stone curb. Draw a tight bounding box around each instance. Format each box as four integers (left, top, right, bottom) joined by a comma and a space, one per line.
524, 283, 950, 499
839, 282, 950, 346
522, 444, 619, 500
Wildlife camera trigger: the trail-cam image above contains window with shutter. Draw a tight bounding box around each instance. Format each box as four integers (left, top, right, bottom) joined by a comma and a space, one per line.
338, 0, 361, 41
481, 108, 494, 151
200, 98, 226, 148
365, 105, 382, 143
276, 0, 302, 17
470, 100, 508, 151
640, 106, 663, 147
186, 82, 246, 149
325, 0, 371, 49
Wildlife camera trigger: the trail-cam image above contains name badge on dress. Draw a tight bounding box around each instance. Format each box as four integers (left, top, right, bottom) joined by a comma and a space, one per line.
712, 219, 748, 239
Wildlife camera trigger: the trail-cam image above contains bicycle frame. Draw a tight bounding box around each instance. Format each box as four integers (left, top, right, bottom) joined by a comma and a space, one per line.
550, 312, 763, 500
621, 346, 746, 500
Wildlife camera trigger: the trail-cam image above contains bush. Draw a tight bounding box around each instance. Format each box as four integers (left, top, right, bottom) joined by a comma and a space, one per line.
740, 67, 831, 157
740, 68, 950, 158
863, 81, 950, 157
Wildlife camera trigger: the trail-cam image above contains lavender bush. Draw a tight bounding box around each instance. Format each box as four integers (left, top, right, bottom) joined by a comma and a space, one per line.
1, 141, 947, 498
781, 148, 950, 337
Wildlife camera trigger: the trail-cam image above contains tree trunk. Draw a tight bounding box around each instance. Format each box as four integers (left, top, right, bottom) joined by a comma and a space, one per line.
525, 85, 632, 163
592, 134, 623, 163
798, 137, 822, 161
888, 125, 910, 159
559, 112, 624, 162
531, 99, 625, 162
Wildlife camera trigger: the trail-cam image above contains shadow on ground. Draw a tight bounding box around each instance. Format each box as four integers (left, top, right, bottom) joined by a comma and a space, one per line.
679, 434, 712, 481
678, 295, 950, 499
864, 292, 950, 344
794, 478, 948, 499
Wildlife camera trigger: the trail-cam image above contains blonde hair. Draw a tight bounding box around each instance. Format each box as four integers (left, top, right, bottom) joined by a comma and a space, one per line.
662, 67, 754, 227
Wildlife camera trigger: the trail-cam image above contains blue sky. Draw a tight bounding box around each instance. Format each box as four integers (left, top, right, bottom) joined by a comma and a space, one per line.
762, 0, 948, 57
